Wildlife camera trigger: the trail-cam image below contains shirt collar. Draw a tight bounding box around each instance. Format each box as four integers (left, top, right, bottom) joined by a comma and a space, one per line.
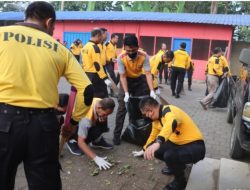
15, 22, 49, 34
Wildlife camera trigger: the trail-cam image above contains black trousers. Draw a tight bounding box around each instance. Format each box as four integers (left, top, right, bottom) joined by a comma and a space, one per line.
187, 70, 193, 88
171, 67, 186, 95
105, 61, 118, 85
155, 140, 205, 179
0, 104, 61, 190
86, 72, 108, 98
114, 75, 150, 139
85, 122, 109, 144
159, 65, 168, 81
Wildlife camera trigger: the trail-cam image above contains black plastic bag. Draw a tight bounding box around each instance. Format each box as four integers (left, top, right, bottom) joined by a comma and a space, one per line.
212, 77, 229, 108
122, 97, 152, 146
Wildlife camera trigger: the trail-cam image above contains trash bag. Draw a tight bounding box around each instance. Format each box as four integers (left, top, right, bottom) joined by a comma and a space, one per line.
122, 97, 152, 146
211, 77, 229, 108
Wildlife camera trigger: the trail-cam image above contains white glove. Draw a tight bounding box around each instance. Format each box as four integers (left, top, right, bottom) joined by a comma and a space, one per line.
156, 88, 160, 95
132, 150, 144, 157
104, 79, 112, 87
93, 156, 112, 170
150, 90, 157, 99
124, 92, 129, 103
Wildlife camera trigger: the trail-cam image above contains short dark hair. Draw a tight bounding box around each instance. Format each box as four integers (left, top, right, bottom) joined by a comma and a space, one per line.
100, 28, 107, 33
91, 28, 102, 37
213, 47, 222, 54
124, 35, 138, 47
166, 50, 174, 60
99, 98, 115, 111
25, 1, 56, 22
180, 42, 186, 49
111, 33, 118, 39
139, 97, 159, 111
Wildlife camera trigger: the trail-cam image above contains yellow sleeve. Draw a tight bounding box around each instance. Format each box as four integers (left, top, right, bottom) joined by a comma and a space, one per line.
150, 57, 159, 76
158, 112, 176, 142
143, 121, 160, 150
186, 54, 191, 70
63, 52, 93, 122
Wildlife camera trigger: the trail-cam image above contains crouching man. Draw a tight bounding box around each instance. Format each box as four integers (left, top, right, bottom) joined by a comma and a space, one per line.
77, 98, 115, 170
135, 97, 205, 190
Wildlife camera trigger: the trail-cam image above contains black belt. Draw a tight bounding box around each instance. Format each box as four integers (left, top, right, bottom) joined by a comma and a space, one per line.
0, 103, 55, 115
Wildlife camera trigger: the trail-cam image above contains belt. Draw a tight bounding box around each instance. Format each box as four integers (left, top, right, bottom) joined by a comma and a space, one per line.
0, 103, 55, 115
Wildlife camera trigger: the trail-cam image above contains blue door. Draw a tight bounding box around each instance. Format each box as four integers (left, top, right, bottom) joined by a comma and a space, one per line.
172, 38, 192, 54
63, 32, 91, 49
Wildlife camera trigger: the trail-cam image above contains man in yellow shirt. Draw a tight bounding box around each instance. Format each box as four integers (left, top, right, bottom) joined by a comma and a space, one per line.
134, 97, 205, 190
77, 98, 115, 170
70, 39, 83, 62
113, 35, 156, 145
99, 28, 108, 67
200, 47, 229, 110
150, 51, 174, 93
81, 28, 111, 99
157, 43, 169, 85
105, 33, 119, 86
171, 42, 191, 98
0, 2, 93, 190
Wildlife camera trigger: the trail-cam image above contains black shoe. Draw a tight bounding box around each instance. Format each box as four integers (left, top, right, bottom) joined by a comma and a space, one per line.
161, 166, 173, 175
188, 87, 192, 91
113, 137, 121, 145
66, 139, 83, 156
172, 92, 176, 96
163, 178, 187, 190
91, 138, 113, 149
175, 94, 180, 98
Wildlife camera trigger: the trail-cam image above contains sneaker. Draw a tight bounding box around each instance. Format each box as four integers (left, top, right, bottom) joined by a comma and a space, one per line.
91, 138, 113, 149
163, 178, 187, 190
66, 139, 83, 156
199, 101, 207, 110
113, 137, 121, 145
161, 166, 173, 175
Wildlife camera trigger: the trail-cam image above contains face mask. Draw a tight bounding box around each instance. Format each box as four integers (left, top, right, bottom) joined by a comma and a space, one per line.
128, 52, 137, 59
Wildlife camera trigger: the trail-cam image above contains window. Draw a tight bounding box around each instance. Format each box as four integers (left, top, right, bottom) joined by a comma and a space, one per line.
211, 40, 229, 54
140, 36, 154, 55
115, 33, 124, 48
191, 39, 210, 60
155, 37, 172, 53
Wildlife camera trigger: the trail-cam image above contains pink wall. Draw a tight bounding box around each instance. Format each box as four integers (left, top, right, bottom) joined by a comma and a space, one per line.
54, 20, 233, 80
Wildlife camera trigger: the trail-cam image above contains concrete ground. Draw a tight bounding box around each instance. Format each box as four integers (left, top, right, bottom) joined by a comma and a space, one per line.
15, 78, 247, 190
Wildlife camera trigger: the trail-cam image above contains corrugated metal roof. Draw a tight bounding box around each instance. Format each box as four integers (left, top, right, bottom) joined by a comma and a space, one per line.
1, 11, 250, 26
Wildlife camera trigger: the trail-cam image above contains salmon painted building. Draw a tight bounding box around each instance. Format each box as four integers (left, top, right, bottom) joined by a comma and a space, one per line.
1, 11, 250, 80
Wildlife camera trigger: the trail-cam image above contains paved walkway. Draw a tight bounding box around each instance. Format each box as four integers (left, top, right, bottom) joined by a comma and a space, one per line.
15, 78, 236, 190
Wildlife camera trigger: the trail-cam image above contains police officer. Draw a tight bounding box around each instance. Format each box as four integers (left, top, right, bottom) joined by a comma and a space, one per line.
81, 28, 111, 98
136, 97, 205, 190
200, 47, 229, 110
70, 39, 83, 62
113, 35, 156, 145
171, 42, 191, 98
99, 28, 108, 68
105, 33, 119, 85
150, 51, 174, 94
77, 98, 115, 170
157, 43, 169, 84
0, 2, 93, 190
